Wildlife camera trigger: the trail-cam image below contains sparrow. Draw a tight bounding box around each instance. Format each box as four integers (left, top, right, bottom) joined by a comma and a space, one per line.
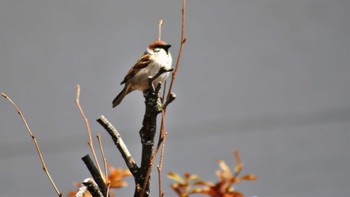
112, 40, 172, 107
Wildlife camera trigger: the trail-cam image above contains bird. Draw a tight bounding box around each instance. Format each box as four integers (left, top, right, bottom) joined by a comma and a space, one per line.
112, 40, 172, 108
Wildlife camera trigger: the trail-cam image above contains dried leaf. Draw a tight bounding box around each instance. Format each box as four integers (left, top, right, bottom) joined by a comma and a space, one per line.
189, 187, 210, 194
217, 160, 232, 180
169, 149, 256, 197
67, 191, 76, 197
184, 172, 199, 181
233, 149, 241, 164
193, 181, 215, 187
233, 149, 243, 174
239, 174, 257, 181
108, 165, 132, 188
190, 174, 199, 180
225, 190, 245, 197
168, 172, 185, 184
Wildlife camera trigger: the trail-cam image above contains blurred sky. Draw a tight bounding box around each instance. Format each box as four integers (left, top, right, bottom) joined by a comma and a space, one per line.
0, 0, 349, 197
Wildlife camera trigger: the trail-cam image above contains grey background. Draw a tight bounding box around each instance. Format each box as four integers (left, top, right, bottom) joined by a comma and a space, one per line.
1, 0, 349, 196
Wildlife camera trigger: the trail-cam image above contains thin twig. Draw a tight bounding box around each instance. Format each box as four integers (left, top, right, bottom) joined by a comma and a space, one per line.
160, 20, 167, 103
75, 84, 103, 178
106, 183, 111, 197
96, 133, 109, 182
167, 0, 187, 100
1, 93, 62, 197
97, 115, 139, 176
162, 80, 167, 103
159, 0, 187, 195
158, 19, 163, 41
96, 133, 111, 197
232, 149, 243, 178
157, 130, 168, 197
157, 91, 169, 197
82, 154, 107, 197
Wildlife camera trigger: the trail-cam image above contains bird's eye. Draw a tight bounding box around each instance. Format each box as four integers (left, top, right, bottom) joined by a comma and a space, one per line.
154, 48, 161, 53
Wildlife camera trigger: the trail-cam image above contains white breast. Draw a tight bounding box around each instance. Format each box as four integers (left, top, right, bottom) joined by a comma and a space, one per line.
130, 52, 172, 91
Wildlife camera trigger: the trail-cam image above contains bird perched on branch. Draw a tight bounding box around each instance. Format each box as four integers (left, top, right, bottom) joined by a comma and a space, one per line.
112, 40, 172, 108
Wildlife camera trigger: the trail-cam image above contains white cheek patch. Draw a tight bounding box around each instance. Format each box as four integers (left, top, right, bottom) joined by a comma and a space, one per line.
146, 48, 154, 55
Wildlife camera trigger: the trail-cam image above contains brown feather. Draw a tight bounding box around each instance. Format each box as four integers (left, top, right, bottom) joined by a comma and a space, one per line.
121, 54, 151, 84
148, 40, 170, 50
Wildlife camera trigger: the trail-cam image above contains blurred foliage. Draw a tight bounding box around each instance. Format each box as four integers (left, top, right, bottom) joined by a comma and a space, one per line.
67, 164, 131, 197
68, 150, 255, 197
168, 149, 256, 197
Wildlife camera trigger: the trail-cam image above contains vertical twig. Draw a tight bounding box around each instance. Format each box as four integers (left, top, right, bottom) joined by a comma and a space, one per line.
159, 0, 187, 195
96, 133, 111, 196
158, 19, 163, 41
1, 93, 62, 197
75, 84, 103, 178
157, 129, 167, 197
162, 81, 167, 103
96, 134, 109, 180
167, 0, 187, 99
141, 0, 187, 196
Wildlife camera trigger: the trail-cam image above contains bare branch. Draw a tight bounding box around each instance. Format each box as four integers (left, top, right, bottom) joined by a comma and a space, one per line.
96, 134, 112, 197
75, 183, 88, 197
1, 93, 62, 197
142, 0, 187, 196
75, 84, 103, 178
157, 131, 168, 197
82, 154, 107, 197
142, 111, 167, 197
96, 134, 109, 182
82, 178, 104, 197
96, 115, 139, 176
158, 19, 163, 41
139, 77, 171, 197
167, 0, 187, 100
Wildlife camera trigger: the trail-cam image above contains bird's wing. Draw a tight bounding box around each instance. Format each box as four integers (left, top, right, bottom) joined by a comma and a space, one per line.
121, 53, 151, 84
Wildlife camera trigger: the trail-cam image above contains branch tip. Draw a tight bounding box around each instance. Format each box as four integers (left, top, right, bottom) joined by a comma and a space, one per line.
81, 154, 107, 197
158, 19, 164, 41
1, 92, 7, 98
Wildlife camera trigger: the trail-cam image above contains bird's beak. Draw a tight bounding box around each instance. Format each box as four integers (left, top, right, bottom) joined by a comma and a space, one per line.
163, 44, 171, 54
164, 44, 171, 50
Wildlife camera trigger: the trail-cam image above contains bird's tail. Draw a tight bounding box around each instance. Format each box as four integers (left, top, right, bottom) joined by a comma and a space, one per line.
112, 86, 129, 108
